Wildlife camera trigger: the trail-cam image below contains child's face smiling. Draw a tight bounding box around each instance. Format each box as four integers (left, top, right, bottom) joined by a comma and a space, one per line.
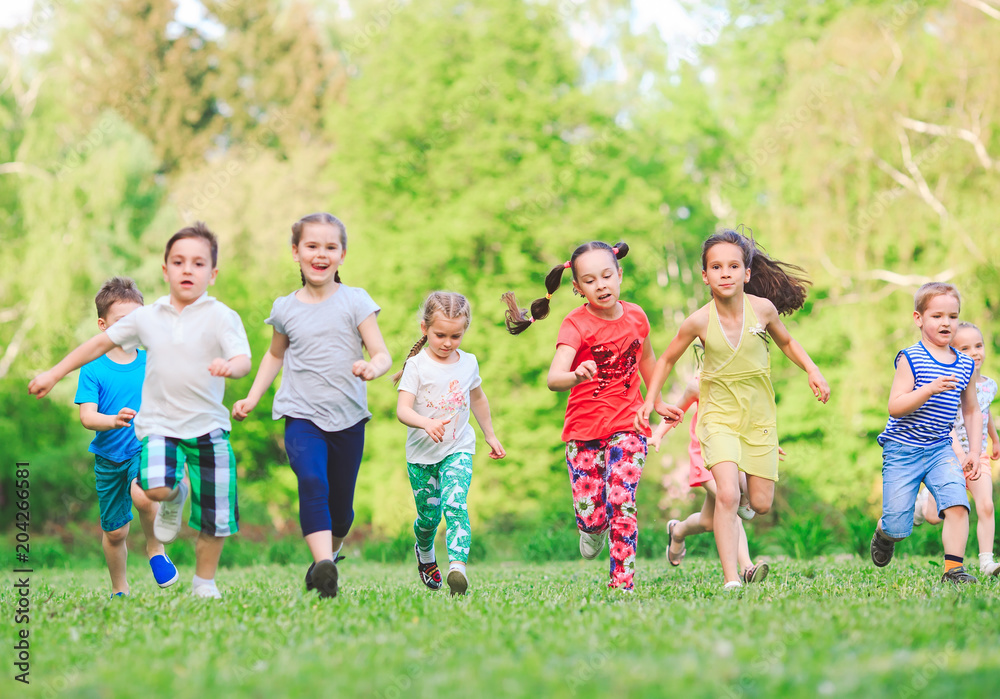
572, 249, 623, 313
915, 294, 960, 348
952, 326, 985, 370
293, 223, 345, 288
422, 314, 467, 363
702, 242, 750, 299
163, 237, 217, 309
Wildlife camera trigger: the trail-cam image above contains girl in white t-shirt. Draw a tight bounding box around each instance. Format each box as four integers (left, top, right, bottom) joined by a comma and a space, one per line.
393, 292, 506, 595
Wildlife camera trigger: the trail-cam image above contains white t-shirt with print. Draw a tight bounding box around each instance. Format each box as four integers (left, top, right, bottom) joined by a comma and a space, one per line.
397, 348, 481, 465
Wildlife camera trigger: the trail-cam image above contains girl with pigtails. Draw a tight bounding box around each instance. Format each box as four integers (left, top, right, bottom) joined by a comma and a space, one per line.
393, 291, 505, 596
636, 228, 829, 590
503, 241, 683, 591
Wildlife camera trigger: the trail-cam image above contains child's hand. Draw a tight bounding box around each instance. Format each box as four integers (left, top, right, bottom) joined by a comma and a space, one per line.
778, 446, 786, 462
574, 360, 598, 384
992, 443, 1000, 461
352, 360, 377, 381
486, 436, 506, 460
654, 401, 685, 425
232, 398, 258, 422
634, 401, 654, 431
113, 408, 137, 429
648, 434, 662, 452
963, 451, 981, 480
927, 375, 958, 395
423, 417, 452, 443
208, 358, 233, 377
808, 369, 830, 403
28, 371, 58, 399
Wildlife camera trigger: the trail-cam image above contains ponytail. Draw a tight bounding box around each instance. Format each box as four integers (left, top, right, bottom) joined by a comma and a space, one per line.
701, 227, 808, 315
502, 241, 629, 335
391, 335, 428, 386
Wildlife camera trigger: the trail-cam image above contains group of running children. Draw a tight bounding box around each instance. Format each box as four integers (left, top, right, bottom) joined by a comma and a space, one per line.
27, 215, 998, 598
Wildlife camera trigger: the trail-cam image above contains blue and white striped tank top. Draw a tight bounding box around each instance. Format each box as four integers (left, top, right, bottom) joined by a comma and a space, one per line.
878, 342, 975, 447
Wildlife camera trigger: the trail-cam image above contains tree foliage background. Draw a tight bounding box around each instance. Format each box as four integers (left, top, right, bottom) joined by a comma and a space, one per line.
2, 0, 998, 542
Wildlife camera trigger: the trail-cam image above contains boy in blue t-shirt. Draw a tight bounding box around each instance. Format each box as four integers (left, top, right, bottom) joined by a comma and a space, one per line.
74, 277, 178, 596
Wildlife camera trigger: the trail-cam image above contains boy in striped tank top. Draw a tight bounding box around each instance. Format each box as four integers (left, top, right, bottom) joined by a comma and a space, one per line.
871, 283, 983, 583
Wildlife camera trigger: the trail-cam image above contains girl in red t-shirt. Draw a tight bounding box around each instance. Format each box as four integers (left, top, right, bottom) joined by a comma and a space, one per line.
503, 241, 682, 590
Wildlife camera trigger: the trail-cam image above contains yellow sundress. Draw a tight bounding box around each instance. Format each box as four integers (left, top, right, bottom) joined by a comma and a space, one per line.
696, 295, 779, 481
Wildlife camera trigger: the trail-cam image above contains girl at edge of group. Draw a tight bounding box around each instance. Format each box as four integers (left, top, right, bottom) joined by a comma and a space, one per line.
916, 321, 1000, 576
636, 228, 829, 590
503, 241, 683, 591
393, 291, 506, 596
233, 212, 392, 598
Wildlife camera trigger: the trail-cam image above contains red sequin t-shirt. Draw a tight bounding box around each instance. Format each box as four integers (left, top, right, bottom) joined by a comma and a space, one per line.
556, 301, 651, 442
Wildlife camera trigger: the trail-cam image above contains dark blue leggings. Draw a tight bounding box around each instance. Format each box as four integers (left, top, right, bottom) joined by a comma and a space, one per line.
284, 417, 366, 537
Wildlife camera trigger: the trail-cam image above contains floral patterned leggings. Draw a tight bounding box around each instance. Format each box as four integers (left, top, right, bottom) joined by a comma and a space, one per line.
566, 431, 647, 590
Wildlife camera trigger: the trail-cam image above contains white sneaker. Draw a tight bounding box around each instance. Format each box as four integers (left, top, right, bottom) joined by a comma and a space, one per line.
192, 583, 222, 599
913, 488, 928, 526
737, 503, 756, 521
981, 560, 1000, 577
154, 481, 188, 543
723, 580, 743, 591
579, 529, 608, 560
447, 568, 469, 597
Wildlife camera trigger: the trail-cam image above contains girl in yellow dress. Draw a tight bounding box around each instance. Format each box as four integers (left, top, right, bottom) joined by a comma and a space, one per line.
636, 228, 830, 589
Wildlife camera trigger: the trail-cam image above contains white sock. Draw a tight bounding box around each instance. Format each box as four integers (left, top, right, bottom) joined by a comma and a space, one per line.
417, 545, 435, 564
979, 552, 995, 567
449, 561, 466, 575
192, 574, 216, 589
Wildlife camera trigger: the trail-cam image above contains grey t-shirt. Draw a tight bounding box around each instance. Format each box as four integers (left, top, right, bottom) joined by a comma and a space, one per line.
266, 285, 380, 432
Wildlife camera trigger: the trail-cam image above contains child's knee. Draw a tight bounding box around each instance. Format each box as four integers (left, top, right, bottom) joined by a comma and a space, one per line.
977, 500, 994, 519
748, 494, 771, 515
942, 505, 969, 521
104, 525, 129, 545
144, 486, 174, 502
716, 486, 740, 511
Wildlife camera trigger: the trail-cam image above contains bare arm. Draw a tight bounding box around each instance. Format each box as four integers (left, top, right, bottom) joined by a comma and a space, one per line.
233, 330, 289, 420
886, 355, 958, 418
760, 299, 829, 403
960, 379, 983, 479
547, 344, 594, 392
988, 410, 999, 460
29, 333, 117, 398
354, 312, 392, 381
470, 385, 505, 459
79, 403, 136, 431
396, 390, 451, 443
635, 314, 701, 428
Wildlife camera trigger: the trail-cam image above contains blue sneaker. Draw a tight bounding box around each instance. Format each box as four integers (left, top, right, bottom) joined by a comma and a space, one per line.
110, 591, 129, 599
149, 554, 179, 588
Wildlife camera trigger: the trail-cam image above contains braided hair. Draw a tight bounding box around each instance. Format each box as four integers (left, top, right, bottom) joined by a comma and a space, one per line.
392, 291, 473, 385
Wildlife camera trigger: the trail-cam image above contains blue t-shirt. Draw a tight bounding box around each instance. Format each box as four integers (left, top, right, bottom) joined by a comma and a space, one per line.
74, 351, 146, 462
878, 342, 975, 447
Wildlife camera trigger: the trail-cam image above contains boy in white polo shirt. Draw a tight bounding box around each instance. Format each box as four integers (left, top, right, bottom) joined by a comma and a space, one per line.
30, 222, 251, 599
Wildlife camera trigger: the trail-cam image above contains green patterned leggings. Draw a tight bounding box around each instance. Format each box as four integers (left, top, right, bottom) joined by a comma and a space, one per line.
407, 452, 473, 564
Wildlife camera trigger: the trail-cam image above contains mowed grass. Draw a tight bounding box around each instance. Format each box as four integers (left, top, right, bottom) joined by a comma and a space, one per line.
10, 555, 1000, 699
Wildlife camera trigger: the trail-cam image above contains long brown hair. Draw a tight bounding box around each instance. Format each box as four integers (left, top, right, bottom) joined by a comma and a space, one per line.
392, 291, 473, 385
501, 241, 629, 335
291, 212, 347, 286
701, 227, 809, 315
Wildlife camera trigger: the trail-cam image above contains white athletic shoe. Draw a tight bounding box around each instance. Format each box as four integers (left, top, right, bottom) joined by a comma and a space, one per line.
981, 560, 1000, 577
737, 503, 756, 521
579, 529, 608, 560
192, 583, 222, 599
723, 580, 743, 591
153, 481, 188, 543
913, 487, 929, 527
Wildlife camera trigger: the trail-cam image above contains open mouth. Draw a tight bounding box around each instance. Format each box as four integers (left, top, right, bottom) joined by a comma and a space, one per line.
597, 293, 612, 301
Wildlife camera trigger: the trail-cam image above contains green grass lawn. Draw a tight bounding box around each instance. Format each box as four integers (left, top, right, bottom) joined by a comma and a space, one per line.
8, 556, 1000, 698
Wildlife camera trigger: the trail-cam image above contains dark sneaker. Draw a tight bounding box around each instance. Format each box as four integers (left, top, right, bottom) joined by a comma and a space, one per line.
942, 566, 978, 585
414, 544, 442, 591
305, 559, 339, 598
742, 562, 769, 584
870, 527, 895, 568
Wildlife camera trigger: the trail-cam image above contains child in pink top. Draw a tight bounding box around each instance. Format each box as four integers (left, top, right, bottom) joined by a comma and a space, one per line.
503, 241, 682, 590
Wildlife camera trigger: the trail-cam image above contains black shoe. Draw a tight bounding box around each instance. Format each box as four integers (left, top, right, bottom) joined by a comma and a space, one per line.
414, 544, 443, 591
870, 527, 895, 568
305, 559, 339, 598
942, 565, 978, 585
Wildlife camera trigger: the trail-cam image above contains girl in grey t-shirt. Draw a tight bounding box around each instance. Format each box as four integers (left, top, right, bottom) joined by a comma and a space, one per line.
232, 213, 392, 598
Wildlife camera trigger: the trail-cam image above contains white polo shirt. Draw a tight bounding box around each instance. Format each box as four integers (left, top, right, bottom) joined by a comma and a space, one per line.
105, 293, 251, 440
